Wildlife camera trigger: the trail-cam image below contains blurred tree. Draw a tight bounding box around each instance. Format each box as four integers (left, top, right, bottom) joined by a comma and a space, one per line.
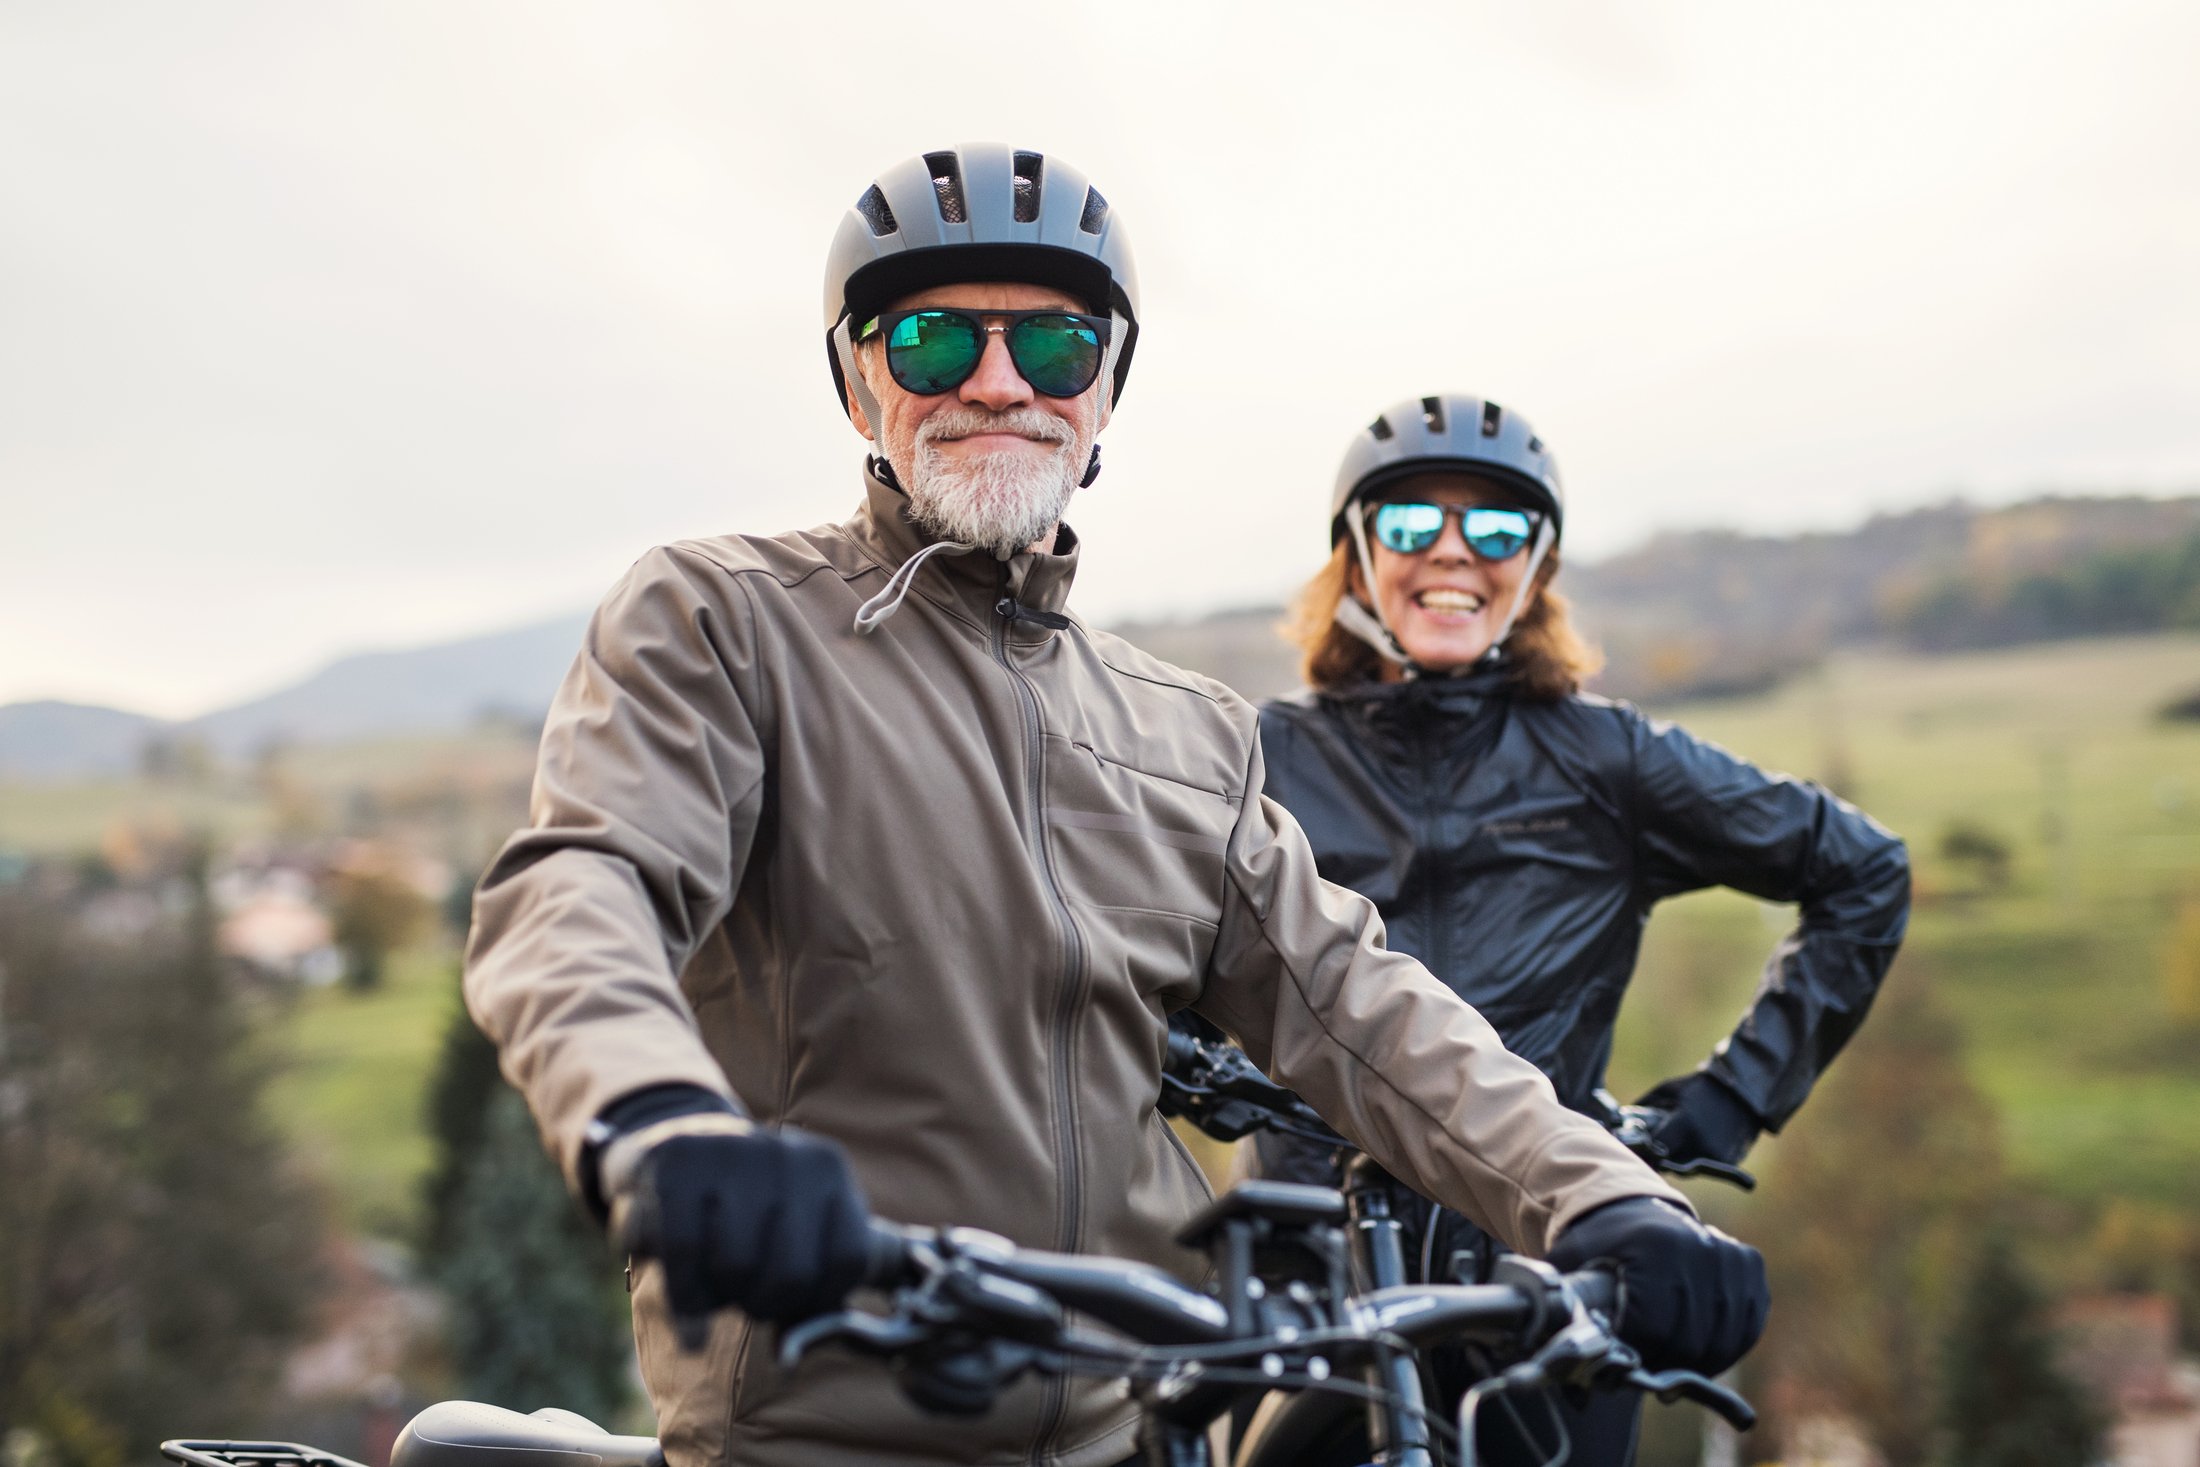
1938, 819, 2015, 895
434, 1090, 631, 1422
139, 735, 216, 788
440, 874, 478, 945
1743, 964, 2002, 1466
328, 860, 428, 992
2162, 894, 2200, 1029
0, 857, 324, 1467
1940, 1231, 2106, 1467
421, 970, 502, 1258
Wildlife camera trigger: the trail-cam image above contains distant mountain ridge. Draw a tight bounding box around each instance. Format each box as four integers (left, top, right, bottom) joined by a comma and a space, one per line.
1570, 493, 2200, 697
0, 613, 589, 783
5, 494, 2196, 783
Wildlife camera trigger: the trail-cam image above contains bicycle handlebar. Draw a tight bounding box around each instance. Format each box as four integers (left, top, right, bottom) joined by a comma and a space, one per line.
1162, 1021, 1759, 1191
860, 1220, 1236, 1344
621, 1198, 1755, 1434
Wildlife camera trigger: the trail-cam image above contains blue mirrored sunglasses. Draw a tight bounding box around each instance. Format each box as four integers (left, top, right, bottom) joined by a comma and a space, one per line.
1369, 502, 1540, 560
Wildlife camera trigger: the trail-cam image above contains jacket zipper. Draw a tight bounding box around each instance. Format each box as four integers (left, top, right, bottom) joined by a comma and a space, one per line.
1419, 708, 1451, 986
993, 575, 1089, 1465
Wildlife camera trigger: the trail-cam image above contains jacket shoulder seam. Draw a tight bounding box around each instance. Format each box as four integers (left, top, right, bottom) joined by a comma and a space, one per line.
663, 541, 853, 596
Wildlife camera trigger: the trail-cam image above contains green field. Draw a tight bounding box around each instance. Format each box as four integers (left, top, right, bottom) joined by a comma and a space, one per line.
1606, 632, 2200, 1209
262, 946, 464, 1240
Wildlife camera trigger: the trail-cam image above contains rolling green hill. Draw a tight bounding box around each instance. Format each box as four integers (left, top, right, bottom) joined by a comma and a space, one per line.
1607, 631, 2200, 1209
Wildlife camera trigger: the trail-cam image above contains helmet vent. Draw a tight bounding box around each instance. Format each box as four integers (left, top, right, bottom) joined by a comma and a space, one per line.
1527, 435, 1544, 454
924, 151, 968, 224
1481, 401, 1503, 437
855, 185, 899, 237
1079, 186, 1110, 235
1012, 151, 1043, 223
1368, 415, 1395, 442
1421, 397, 1446, 434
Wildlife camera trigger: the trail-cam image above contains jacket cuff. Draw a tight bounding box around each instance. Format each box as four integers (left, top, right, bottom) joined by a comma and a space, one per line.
579, 1082, 744, 1220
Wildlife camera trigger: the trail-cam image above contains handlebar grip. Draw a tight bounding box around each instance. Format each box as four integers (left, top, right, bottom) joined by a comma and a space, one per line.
1568, 1267, 1620, 1320
863, 1220, 926, 1289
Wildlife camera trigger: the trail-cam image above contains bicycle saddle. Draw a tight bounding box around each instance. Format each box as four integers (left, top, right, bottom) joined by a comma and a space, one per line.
390, 1402, 663, 1467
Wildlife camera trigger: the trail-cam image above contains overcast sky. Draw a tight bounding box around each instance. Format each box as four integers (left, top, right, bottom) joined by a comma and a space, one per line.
4, 1, 2197, 717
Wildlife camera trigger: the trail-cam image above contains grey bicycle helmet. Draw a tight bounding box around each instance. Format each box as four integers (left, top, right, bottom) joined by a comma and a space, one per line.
1330, 394, 1565, 545
823, 144, 1140, 431
1328, 394, 1566, 671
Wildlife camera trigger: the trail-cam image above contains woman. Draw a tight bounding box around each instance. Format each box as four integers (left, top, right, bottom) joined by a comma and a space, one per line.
1253, 393, 1911, 1463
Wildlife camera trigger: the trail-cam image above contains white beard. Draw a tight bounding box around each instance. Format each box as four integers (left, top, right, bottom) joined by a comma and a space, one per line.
896, 406, 1085, 557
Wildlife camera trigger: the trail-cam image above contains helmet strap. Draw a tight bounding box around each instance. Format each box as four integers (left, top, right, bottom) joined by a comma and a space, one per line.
1334, 502, 1414, 674
833, 317, 888, 445
1100, 309, 1130, 411
1477, 518, 1557, 663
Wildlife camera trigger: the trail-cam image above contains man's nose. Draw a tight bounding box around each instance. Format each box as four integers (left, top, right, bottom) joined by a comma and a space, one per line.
958, 328, 1035, 412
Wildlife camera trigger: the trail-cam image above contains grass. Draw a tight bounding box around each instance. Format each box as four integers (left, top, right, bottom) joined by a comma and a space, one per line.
1605, 632, 2200, 1210
262, 944, 461, 1242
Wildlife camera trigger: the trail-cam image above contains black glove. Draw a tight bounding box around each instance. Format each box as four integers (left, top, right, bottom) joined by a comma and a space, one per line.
1637, 1072, 1760, 1168
1547, 1196, 1768, 1375
632, 1127, 873, 1325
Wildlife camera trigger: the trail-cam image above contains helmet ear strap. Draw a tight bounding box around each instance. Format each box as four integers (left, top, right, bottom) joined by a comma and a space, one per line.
1478, 517, 1557, 662
833, 317, 887, 443
1334, 501, 1414, 673
1100, 309, 1130, 412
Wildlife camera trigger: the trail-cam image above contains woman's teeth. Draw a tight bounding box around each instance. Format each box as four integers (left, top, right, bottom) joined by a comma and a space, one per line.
1415, 589, 1485, 613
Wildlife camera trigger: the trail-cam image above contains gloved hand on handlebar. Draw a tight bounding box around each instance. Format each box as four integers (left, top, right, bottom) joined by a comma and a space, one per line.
1547, 1196, 1768, 1376
597, 1097, 874, 1326
1635, 1072, 1760, 1168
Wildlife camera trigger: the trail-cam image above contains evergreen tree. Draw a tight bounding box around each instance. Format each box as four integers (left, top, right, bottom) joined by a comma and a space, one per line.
1941, 1232, 2107, 1467
421, 972, 505, 1257
1746, 965, 2003, 1465
434, 1090, 633, 1421
0, 859, 324, 1466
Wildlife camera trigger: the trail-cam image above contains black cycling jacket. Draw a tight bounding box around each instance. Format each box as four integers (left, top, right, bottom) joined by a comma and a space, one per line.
1254, 666, 1910, 1133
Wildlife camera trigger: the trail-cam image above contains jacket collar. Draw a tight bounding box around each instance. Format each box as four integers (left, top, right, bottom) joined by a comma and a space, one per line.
848, 462, 1081, 627
1323, 659, 1519, 730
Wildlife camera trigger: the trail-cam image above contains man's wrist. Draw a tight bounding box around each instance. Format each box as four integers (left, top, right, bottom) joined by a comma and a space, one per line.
598, 1111, 754, 1207
579, 1082, 746, 1220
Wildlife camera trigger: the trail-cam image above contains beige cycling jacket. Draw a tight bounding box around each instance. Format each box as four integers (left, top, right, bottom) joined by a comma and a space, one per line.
465, 469, 1685, 1467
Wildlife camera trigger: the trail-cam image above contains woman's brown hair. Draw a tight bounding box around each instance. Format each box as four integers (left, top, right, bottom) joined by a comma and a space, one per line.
1282, 540, 1603, 700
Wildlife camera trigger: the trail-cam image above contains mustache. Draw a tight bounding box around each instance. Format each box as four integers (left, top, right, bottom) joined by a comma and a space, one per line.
915, 407, 1077, 449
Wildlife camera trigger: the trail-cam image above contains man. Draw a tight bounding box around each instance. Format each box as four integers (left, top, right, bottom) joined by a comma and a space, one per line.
465, 144, 1766, 1467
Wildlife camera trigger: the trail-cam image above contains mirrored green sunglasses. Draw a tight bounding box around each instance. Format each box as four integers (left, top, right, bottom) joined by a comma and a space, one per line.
856, 308, 1111, 399
1370, 502, 1540, 560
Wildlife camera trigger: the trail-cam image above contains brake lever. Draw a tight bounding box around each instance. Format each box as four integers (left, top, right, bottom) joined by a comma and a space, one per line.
1597, 1097, 1758, 1192
1627, 1367, 1758, 1431
1656, 1155, 1758, 1191
778, 1307, 934, 1369
1161, 1047, 1348, 1147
